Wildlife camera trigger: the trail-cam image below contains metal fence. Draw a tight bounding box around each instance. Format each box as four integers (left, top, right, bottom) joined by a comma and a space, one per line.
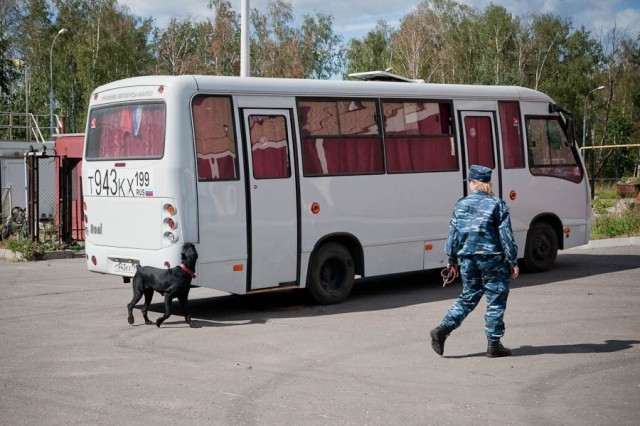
580, 143, 640, 197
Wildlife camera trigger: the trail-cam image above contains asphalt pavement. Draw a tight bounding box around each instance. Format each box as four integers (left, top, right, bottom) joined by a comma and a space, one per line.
1, 239, 639, 425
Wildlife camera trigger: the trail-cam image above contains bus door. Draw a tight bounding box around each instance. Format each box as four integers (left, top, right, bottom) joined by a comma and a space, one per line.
241, 109, 298, 291
459, 111, 502, 198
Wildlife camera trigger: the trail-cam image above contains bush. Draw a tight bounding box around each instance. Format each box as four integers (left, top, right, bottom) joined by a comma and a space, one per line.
591, 204, 640, 239
4, 237, 45, 261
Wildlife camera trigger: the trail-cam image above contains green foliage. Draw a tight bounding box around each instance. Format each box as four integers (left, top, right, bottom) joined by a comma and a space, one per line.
4, 236, 45, 261
591, 183, 640, 239
591, 205, 640, 239
345, 21, 394, 75
594, 182, 619, 200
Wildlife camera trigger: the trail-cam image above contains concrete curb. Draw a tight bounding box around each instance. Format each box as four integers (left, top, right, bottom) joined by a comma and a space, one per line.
568, 236, 640, 250
0, 248, 84, 261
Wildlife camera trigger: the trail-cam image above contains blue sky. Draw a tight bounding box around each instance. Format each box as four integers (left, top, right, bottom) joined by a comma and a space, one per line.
119, 0, 640, 41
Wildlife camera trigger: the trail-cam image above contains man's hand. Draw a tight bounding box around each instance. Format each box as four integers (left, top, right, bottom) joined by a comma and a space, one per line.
447, 264, 459, 279
510, 265, 519, 279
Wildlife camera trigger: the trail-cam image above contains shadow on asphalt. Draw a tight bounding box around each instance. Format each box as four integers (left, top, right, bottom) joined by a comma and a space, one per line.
139, 252, 640, 326
443, 339, 640, 358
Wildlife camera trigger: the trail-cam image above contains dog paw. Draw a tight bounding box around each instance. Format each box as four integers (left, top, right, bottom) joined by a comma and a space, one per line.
127, 316, 134, 325
155, 322, 162, 328
189, 322, 201, 328
145, 320, 153, 325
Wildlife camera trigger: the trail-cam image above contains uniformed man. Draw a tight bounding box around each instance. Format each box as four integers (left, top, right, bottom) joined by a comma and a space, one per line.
430, 164, 519, 358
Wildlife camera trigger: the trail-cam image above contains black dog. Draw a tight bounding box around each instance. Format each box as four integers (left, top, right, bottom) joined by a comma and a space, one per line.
127, 243, 200, 328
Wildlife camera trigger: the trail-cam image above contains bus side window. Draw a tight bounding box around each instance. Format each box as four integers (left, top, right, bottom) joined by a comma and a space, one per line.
192, 95, 238, 181
298, 99, 384, 176
499, 101, 525, 168
526, 116, 582, 183
249, 115, 291, 179
383, 100, 457, 173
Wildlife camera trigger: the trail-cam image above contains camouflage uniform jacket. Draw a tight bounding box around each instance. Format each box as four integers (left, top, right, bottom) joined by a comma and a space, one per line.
445, 190, 518, 269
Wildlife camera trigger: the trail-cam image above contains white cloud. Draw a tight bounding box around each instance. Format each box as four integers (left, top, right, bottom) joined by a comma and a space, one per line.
119, 0, 640, 39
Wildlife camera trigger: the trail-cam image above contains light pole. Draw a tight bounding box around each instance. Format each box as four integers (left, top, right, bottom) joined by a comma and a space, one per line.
12, 59, 30, 142
581, 85, 605, 157
50, 28, 68, 138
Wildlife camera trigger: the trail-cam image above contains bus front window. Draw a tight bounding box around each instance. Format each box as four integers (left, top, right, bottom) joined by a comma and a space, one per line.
86, 103, 165, 160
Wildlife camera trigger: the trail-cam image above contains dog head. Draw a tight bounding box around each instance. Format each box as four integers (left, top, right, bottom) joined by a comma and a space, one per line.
181, 243, 198, 271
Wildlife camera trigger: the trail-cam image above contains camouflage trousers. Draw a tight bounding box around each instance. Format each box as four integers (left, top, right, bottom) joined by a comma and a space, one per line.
441, 255, 510, 342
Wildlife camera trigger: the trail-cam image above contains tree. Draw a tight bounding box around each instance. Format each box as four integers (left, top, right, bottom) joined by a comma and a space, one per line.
49, 0, 153, 132
346, 21, 394, 76
299, 12, 343, 79
475, 5, 519, 85
250, 0, 295, 77
153, 17, 200, 75
390, 0, 473, 82
207, 0, 241, 76
248, 0, 343, 78
0, 0, 24, 97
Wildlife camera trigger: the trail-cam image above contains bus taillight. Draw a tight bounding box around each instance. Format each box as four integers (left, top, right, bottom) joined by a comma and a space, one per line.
164, 203, 176, 216
164, 232, 178, 243
162, 203, 178, 243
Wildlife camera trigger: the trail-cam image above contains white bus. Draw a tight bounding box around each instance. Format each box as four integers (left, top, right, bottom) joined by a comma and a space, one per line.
82, 73, 590, 304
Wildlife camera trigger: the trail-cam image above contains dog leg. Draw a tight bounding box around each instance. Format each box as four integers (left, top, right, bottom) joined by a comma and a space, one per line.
142, 288, 154, 325
178, 294, 200, 328
155, 295, 173, 327
127, 281, 144, 325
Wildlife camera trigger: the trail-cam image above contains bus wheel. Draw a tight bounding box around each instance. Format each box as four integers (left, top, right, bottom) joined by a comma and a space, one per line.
308, 243, 355, 305
523, 222, 558, 272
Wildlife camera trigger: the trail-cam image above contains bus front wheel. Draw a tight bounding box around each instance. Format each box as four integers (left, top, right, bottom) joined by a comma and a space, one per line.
523, 222, 558, 272
308, 243, 355, 305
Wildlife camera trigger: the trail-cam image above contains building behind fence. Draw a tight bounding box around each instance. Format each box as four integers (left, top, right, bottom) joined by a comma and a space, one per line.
1, 110, 83, 244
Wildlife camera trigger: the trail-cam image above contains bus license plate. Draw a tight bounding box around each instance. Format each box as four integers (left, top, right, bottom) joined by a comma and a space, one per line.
113, 262, 137, 274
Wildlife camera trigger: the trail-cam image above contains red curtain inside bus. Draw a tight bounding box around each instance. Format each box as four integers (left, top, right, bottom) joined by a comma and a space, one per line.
192, 95, 238, 181
249, 115, 291, 179
464, 116, 494, 168
298, 99, 384, 176
302, 137, 384, 175
383, 102, 456, 173
499, 101, 525, 168
89, 104, 165, 159
386, 137, 456, 172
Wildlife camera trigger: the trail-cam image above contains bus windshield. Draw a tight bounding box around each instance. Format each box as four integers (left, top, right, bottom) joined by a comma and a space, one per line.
85, 103, 165, 160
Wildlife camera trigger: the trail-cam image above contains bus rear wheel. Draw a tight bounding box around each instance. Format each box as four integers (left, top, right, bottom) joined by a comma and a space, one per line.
523, 222, 558, 272
308, 243, 355, 305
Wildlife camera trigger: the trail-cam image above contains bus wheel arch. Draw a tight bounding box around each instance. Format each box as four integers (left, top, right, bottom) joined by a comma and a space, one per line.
307, 235, 361, 305
523, 216, 561, 272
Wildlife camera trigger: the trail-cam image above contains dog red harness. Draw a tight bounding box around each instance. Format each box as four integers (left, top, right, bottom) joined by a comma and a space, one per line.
179, 263, 196, 279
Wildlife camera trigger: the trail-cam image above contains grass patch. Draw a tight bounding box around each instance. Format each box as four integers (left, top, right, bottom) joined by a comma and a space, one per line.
591, 205, 640, 239
591, 182, 640, 240
3, 237, 45, 261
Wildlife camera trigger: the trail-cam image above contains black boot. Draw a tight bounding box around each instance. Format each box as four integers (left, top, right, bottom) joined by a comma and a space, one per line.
486, 341, 512, 358
430, 324, 450, 356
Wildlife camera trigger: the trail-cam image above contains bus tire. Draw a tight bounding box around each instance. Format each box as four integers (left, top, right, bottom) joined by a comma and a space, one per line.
308, 242, 355, 305
523, 222, 558, 272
